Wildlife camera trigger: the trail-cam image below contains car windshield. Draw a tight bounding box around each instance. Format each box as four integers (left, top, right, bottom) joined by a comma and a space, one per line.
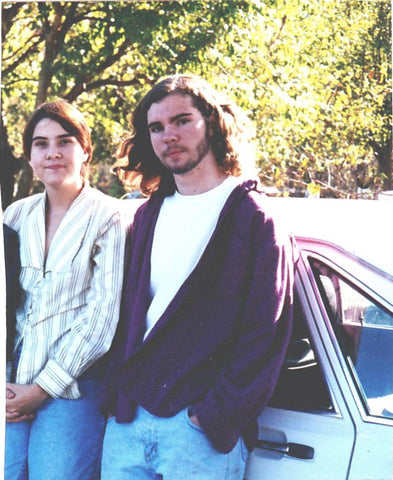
311, 259, 393, 420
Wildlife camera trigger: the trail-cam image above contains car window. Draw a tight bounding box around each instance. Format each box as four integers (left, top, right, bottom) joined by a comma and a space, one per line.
311, 259, 393, 420
269, 292, 334, 413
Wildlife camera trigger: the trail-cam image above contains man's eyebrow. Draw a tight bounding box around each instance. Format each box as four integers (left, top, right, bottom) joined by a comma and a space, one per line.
148, 112, 193, 129
170, 112, 193, 122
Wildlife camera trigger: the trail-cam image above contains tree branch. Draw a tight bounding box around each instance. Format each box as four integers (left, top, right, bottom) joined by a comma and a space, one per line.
1, 3, 24, 43
2, 35, 42, 77
63, 37, 135, 101
64, 74, 154, 102
267, 15, 287, 51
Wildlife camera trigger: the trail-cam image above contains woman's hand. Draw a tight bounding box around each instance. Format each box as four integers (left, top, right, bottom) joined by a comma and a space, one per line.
6, 383, 50, 423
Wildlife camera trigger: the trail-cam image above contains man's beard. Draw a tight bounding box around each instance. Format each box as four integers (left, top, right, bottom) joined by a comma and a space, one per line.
165, 132, 210, 175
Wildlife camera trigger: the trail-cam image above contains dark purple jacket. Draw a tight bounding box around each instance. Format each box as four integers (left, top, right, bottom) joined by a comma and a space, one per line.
100, 180, 296, 453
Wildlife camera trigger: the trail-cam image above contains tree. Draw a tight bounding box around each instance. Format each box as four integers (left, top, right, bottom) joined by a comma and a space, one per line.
1, 0, 391, 207
202, 0, 392, 197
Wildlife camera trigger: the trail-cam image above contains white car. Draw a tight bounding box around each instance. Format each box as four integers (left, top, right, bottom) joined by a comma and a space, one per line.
245, 198, 393, 480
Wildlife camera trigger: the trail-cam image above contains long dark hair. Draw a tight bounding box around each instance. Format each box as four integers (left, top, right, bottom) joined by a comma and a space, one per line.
114, 74, 254, 195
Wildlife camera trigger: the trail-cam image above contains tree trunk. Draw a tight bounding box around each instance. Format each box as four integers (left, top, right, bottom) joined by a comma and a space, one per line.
13, 4, 76, 199
0, 121, 23, 210
373, 137, 392, 191
14, 164, 33, 202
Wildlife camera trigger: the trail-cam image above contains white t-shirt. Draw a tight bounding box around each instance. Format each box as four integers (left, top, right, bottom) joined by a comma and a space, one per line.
144, 176, 240, 339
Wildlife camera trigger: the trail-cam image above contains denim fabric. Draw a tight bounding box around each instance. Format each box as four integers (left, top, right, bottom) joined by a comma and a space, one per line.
101, 406, 248, 480
5, 375, 106, 480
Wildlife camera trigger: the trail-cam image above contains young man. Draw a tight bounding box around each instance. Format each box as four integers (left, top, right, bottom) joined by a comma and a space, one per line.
100, 74, 296, 479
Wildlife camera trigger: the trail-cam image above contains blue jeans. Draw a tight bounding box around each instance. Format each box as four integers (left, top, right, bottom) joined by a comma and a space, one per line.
101, 406, 248, 480
5, 375, 106, 480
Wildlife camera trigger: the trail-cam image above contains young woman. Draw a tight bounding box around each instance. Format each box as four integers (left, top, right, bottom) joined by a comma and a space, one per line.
4, 101, 128, 480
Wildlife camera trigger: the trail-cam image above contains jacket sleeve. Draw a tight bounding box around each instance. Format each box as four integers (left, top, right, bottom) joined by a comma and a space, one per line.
195, 210, 296, 453
99, 201, 148, 414
3, 224, 21, 362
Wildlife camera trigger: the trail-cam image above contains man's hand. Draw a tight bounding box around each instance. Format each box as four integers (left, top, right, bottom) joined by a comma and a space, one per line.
6, 383, 49, 423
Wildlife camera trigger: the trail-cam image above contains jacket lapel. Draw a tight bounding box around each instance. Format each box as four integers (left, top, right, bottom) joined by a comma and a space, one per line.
44, 186, 95, 273
19, 194, 46, 269
123, 181, 256, 354
139, 182, 255, 344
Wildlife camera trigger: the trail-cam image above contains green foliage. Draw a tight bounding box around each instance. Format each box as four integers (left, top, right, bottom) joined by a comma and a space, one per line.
202, 0, 391, 196
1, 0, 391, 201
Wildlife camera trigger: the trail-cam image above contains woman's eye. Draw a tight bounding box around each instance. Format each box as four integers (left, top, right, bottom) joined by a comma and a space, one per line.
33, 140, 47, 147
59, 137, 73, 145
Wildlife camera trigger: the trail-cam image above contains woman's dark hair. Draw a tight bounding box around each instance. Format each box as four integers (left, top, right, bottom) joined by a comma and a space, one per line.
114, 74, 254, 195
23, 101, 92, 180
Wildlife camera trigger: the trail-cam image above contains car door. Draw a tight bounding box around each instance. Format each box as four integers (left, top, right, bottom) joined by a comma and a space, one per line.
245, 249, 357, 480
307, 247, 393, 479
245, 240, 393, 479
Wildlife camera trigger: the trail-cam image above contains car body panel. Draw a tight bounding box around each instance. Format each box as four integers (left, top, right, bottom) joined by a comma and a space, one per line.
245, 408, 355, 479
246, 233, 393, 479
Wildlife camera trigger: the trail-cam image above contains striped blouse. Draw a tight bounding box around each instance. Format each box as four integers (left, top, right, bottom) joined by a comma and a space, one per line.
3, 184, 129, 399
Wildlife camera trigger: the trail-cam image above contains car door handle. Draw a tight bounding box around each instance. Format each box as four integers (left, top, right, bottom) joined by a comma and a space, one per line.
255, 439, 314, 460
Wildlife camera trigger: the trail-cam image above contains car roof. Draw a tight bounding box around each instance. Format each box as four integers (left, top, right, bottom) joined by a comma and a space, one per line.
123, 194, 393, 276
265, 197, 393, 276
296, 236, 393, 305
